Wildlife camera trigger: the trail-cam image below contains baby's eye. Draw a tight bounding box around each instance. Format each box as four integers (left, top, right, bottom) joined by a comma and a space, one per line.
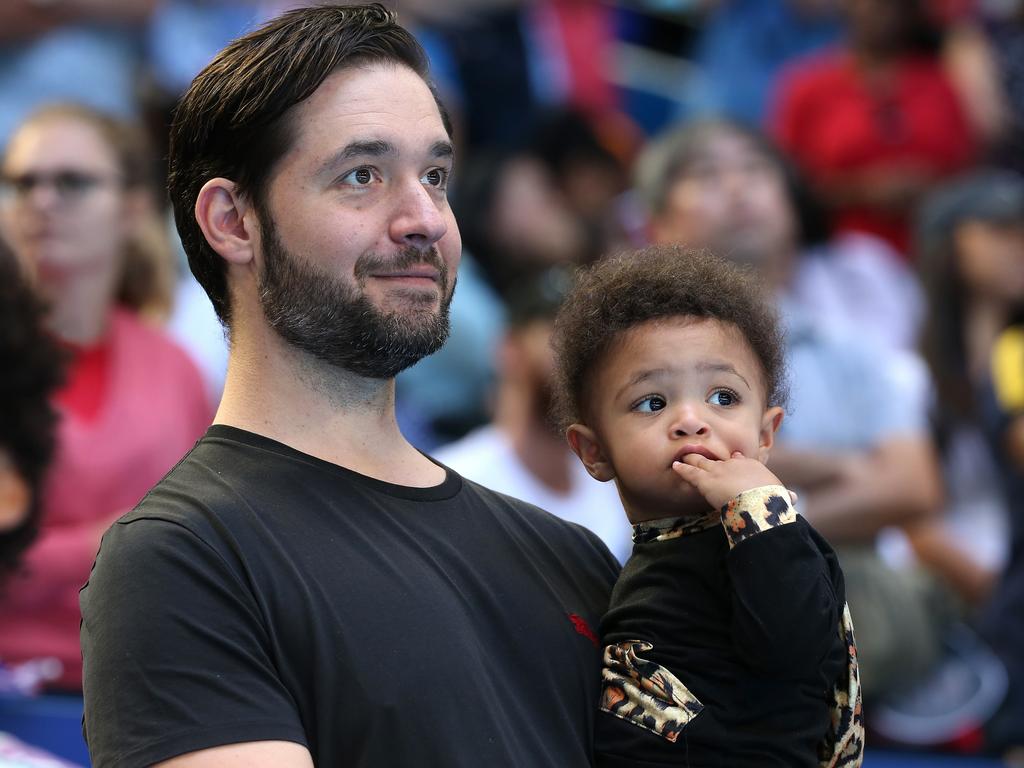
634, 395, 666, 413
421, 167, 449, 189
708, 389, 738, 407
340, 167, 376, 187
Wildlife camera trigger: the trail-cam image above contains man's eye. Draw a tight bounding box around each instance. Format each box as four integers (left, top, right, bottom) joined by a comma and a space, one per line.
342, 168, 375, 186
634, 395, 666, 413
708, 390, 736, 406
422, 168, 448, 188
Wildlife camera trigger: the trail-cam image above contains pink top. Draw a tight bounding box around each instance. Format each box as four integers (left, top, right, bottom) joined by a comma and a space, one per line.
0, 309, 213, 690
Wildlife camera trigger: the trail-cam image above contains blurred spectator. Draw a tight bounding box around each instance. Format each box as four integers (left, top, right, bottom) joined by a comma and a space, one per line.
0, 0, 156, 148
634, 116, 947, 703
433, 268, 633, 564
634, 117, 924, 352
0, 247, 62, 591
689, 0, 843, 125
0, 104, 213, 691
408, 0, 619, 152
395, 251, 505, 449
916, 170, 1024, 752
0, 244, 83, 767
771, 0, 976, 259
913, 170, 1024, 605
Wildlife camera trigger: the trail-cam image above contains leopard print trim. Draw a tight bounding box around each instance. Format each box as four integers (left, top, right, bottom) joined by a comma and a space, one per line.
720, 485, 796, 549
599, 640, 704, 742
818, 603, 865, 767
632, 511, 721, 544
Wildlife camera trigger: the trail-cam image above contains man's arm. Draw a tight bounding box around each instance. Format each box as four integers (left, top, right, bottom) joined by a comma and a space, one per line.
82, 515, 309, 766
154, 741, 314, 768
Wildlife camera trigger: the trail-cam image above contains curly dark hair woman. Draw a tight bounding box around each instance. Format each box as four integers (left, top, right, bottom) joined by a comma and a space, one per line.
0, 245, 64, 584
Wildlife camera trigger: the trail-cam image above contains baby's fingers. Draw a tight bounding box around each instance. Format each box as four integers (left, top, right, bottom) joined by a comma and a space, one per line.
671, 459, 703, 481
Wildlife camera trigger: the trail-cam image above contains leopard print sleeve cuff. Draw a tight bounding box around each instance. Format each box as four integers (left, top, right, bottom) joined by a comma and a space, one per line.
720, 485, 797, 549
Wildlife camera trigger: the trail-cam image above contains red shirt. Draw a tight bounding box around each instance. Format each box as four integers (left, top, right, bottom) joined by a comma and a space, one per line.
771, 49, 975, 257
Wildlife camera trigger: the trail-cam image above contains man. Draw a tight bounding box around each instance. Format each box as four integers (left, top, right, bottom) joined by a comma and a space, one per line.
633, 117, 946, 702
433, 269, 633, 564
79, 6, 618, 767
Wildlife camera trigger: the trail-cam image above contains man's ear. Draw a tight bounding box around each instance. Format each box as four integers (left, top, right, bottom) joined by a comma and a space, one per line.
194, 178, 257, 267
757, 406, 785, 462
566, 423, 615, 482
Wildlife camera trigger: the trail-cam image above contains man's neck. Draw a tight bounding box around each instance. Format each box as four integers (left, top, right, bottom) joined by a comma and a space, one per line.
215, 320, 445, 488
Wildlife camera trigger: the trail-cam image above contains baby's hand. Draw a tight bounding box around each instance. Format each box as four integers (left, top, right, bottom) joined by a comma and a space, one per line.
672, 451, 786, 511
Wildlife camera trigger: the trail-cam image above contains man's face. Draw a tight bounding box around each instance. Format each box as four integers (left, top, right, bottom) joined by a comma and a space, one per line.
0, 118, 129, 288
650, 131, 796, 267
253, 62, 461, 378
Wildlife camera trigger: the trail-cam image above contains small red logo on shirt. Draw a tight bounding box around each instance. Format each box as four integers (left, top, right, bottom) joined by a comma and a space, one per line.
568, 613, 599, 648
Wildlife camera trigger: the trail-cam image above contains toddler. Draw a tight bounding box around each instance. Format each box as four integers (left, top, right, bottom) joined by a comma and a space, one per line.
551, 246, 863, 767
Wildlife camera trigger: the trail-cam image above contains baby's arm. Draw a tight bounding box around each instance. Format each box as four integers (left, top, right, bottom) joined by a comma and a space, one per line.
675, 454, 842, 674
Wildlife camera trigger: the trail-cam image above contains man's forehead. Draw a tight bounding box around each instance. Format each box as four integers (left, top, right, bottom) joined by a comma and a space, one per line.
287, 64, 449, 158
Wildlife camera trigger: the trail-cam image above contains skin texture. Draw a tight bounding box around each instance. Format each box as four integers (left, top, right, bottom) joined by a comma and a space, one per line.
568, 317, 783, 523
159, 62, 460, 768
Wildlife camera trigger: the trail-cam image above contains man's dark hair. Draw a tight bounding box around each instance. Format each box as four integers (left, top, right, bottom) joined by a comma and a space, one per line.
0, 249, 64, 582
167, 3, 448, 327
551, 245, 787, 430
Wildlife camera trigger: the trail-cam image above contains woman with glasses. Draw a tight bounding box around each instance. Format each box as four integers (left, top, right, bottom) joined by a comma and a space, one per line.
0, 103, 213, 693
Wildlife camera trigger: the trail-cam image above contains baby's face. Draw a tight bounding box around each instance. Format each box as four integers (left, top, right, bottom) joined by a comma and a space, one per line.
580, 316, 775, 521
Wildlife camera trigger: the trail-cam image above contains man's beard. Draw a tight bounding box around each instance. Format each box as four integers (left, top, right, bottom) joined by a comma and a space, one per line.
257, 218, 454, 380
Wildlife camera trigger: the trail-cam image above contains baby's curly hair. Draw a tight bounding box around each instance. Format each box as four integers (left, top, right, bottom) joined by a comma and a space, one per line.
551, 245, 787, 430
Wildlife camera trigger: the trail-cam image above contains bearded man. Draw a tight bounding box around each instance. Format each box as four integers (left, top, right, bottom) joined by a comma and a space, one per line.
78, 6, 617, 767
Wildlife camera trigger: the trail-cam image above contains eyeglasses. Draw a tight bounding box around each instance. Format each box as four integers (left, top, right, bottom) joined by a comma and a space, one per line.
0, 170, 122, 205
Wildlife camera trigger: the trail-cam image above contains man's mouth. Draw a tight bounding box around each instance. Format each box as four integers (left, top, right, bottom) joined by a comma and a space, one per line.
370, 266, 440, 282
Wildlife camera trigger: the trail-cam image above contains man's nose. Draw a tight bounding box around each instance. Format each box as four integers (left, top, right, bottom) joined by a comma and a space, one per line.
670, 403, 710, 437
389, 179, 448, 250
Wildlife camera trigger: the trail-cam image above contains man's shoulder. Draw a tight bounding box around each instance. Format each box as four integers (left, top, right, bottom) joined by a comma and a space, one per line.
114, 426, 285, 536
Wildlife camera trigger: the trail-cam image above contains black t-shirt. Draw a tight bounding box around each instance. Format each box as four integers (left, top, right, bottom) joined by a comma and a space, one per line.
595, 511, 848, 768
80, 425, 618, 767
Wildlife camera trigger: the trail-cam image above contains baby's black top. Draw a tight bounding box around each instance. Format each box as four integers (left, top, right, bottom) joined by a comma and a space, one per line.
595, 486, 863, 768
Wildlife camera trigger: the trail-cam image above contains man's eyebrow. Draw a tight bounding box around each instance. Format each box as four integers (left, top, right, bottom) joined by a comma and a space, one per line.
430, 140, 455, 160
318, 139, 454, 176
318, 139, 394, 175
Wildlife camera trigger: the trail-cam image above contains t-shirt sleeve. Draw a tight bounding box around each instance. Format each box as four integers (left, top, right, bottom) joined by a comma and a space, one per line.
80, 515, 307, 767
721, 488, 841, 677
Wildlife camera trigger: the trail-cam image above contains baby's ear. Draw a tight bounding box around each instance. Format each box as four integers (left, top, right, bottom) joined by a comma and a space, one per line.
566, 424, 615, 482
757, 406, 785, 462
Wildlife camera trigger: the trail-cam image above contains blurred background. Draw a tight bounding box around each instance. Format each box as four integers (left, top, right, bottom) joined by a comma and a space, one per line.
0, 0, 1023, 765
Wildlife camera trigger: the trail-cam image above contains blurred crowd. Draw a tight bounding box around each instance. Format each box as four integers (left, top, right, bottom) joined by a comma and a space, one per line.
0, 0, 1023, 763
